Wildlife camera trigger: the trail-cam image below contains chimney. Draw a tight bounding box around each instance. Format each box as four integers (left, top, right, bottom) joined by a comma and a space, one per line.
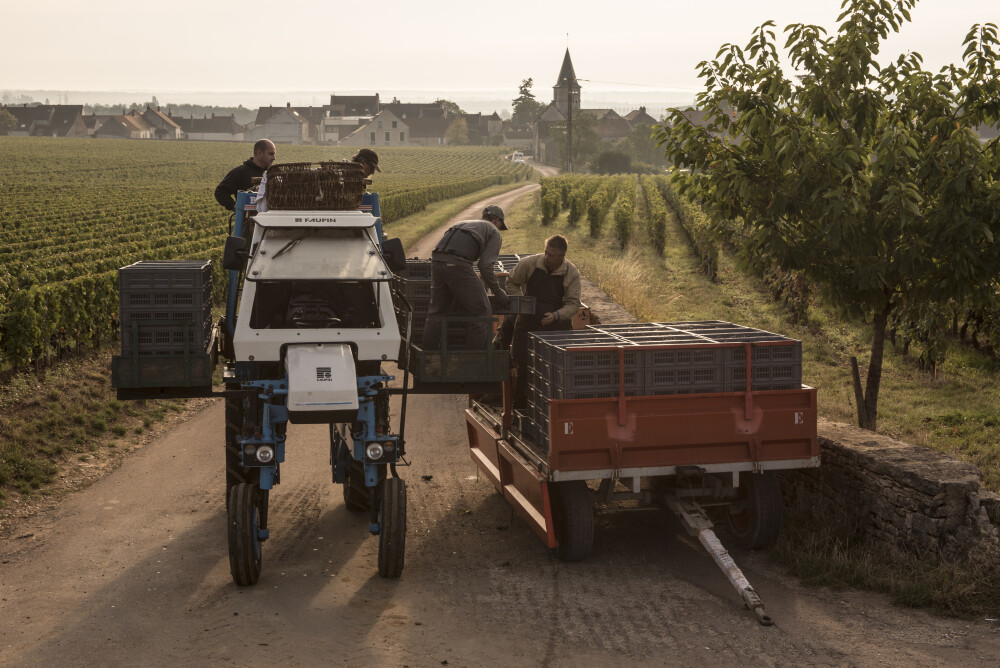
286, 102, 291, 108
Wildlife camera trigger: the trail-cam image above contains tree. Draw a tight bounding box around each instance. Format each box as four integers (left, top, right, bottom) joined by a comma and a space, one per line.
654, 0, 1000, 430
511, 78, 546, 124
549, 113, 603, 171
445, 117, 469, 145
618, 124, 669, 170
435, 98, 465, 116
0, 108, 16, 134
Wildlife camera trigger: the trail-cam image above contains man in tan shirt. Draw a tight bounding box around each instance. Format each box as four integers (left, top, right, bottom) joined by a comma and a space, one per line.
504, 234, 582, 407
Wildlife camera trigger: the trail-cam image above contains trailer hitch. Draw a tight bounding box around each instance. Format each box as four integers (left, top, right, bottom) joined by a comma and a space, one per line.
664, 496, 774, 626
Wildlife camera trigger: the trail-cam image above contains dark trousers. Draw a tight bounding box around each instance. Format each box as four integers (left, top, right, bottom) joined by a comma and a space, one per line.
421, 261, 491, 350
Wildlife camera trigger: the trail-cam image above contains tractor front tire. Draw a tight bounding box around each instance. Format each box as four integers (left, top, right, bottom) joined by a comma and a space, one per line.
228, 482, 264, 586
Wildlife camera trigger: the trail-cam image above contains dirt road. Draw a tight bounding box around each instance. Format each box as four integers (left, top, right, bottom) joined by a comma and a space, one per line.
2, 184, 999, 667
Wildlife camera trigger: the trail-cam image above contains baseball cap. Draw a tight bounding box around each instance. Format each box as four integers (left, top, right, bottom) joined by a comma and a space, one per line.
482, 205, 508, 230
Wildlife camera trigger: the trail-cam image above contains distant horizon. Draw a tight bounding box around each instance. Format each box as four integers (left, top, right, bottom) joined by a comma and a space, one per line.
1, 88, 698, 118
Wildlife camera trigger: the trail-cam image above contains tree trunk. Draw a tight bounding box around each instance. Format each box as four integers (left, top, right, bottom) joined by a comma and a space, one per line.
850, 356, 867, 428
861, 309, 889, 431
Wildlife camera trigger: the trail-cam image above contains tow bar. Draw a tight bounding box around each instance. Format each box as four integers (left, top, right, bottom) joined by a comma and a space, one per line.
665, 496, 774, 626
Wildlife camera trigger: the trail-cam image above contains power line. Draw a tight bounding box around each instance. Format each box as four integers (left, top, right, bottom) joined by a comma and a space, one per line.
577, 78, 702, 92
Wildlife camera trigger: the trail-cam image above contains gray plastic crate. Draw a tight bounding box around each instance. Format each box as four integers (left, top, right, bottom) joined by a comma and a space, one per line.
119, 260, 214, 355
724, 340, 802, 364
724, 361, 801, 390
646, 347, 727, 368
644, 366, 725, 394
118, 260, 212, 292
398, 259, 432, 280
489, 295, 536, 315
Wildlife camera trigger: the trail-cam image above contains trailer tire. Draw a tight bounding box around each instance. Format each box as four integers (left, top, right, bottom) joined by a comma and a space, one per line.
725, 472, 783, 549
553, 481, 594, 562
377, 477, 406, 578
228, 482, 264, 586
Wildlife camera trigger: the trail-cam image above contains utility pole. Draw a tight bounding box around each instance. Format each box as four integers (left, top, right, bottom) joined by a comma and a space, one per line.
567, 91, 573, 173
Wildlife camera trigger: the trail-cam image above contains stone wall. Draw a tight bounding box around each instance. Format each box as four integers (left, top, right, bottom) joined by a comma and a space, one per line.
780, 418, 1000, 563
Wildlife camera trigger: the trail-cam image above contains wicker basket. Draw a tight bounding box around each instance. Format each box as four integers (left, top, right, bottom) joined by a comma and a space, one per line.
265, 161, 365, 211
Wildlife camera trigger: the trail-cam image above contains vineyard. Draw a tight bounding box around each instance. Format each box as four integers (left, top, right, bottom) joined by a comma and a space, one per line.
0, 138, 530, 369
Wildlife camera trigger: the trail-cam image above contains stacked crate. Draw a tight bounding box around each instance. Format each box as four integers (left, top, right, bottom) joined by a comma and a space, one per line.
522, 321, 802, 450
118, 261, 213, 356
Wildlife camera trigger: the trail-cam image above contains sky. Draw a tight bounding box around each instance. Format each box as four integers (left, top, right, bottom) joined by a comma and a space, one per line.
4, 0, 995, 111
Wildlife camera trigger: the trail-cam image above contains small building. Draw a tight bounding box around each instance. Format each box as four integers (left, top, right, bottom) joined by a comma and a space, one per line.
319, 114, 371, 144
174, 115, 246, 141
141, 106, 184, 139
328, 94, 381, 116
3, 104, 87, 137
340, 110, 410, 147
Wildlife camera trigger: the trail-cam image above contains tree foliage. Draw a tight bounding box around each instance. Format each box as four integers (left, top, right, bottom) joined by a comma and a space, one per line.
654, 0, 1000, 429
549, 113, 603, 171
511, 78, 546, 125
0, 108, 16, 133
435, 98, 465, 116
444, 117, 469, 145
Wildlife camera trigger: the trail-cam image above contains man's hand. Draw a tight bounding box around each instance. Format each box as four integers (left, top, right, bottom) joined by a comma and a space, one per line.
494, 290, 511, 309
540, 311, 557, 326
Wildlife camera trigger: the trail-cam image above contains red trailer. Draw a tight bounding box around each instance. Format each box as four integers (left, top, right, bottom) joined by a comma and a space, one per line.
464, 338, 819, 625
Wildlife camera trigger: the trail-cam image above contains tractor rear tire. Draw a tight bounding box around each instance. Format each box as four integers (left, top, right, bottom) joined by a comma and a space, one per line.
553, 481, 594, 562
377, 477, 407, 578
342, 448, 371, 512
725, 472, 783, 549
228, 482, 263, 586
225, 388, 248, 508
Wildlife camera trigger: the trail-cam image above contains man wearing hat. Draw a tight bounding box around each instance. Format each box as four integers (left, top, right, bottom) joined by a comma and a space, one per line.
422, 205, 510, 351
352, 148, 381, 177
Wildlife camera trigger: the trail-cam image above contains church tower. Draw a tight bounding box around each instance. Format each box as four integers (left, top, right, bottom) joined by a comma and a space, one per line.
552, 49, 581, 118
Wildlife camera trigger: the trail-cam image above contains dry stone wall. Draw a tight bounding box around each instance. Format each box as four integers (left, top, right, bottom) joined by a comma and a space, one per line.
781, 417, 1000, 563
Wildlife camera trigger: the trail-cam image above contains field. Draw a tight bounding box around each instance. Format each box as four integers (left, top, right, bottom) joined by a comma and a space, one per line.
0, 138, 530, 368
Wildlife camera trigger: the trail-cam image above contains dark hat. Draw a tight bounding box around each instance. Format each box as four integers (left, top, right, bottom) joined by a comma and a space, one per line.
482, 205, 507, 230
352, 148, 381, 172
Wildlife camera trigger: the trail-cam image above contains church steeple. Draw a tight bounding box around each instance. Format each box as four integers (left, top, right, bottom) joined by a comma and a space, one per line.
553, 48, 581, 118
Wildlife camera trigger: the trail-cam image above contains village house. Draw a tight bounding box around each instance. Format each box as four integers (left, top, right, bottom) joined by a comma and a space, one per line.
141, 106, 184, 139
339, 109, 410, 147
3, 104, 88, 137
172, 114, 246, 141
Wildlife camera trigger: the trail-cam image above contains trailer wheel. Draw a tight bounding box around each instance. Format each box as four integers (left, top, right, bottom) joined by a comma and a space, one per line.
553, 481, 594, 562
377, 477, 407, 578
228, 482, 264, 586
725, 472, 783, 549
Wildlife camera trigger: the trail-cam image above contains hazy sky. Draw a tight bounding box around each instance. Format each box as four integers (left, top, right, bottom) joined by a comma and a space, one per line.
5, 0, 995, 97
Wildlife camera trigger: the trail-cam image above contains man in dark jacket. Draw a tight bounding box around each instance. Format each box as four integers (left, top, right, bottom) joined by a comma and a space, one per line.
214, 139, 276, 211
421, 205, 510, 351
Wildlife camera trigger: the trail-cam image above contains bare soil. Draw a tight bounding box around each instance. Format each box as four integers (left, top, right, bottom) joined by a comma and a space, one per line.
2, 185, 999, 667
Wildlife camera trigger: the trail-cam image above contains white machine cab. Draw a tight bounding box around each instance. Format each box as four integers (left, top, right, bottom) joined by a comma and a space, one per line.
232, 209, 401, 367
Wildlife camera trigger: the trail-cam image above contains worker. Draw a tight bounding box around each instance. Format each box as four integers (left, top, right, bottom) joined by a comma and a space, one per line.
504, 234, 582, 408
352, 148, 381, 177
214, 139, 276, 211
422, 205, 511, 351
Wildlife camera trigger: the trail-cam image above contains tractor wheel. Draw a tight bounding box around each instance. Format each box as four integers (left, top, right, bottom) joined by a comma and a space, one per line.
552, 481, 594, 562
377, 477, 407, 578
342, 446, 370, 512
228, 482, 264, 586
725, 472, 783, 549
224, 387, 248, 508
